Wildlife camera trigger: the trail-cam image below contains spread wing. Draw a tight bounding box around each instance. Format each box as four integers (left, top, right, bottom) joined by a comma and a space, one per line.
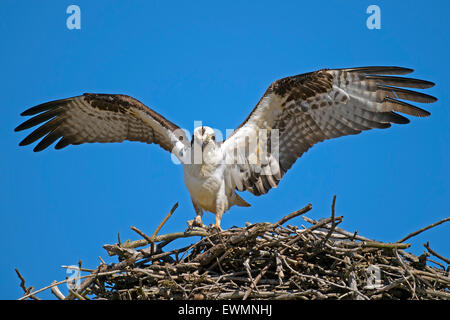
15, 93, 189, 153
222, 66, 437, 196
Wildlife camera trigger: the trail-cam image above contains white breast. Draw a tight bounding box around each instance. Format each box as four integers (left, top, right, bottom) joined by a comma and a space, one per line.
183, 163, 223, 213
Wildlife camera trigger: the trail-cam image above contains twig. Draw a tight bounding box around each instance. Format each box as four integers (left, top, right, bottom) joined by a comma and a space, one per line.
424, 242, 450, 265
152, 202, 179, 238
18, 199, 450, 300
273, 203, 312, 227
116, 229, 209, 251
130, 226, 154, 244
243, 263, 271, 300
397, 217, 450, 243
322, 194, 337, 244
15, 269, 40, 300
68, 288, 87, 300
19, 269, 123, 300
50, 281, 65, 300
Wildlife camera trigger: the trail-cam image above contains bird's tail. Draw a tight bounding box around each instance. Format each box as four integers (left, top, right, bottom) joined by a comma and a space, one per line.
234, 193, 251, 207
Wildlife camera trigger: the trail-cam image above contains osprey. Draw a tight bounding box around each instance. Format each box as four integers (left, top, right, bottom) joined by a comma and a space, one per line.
15, 66, 437, 229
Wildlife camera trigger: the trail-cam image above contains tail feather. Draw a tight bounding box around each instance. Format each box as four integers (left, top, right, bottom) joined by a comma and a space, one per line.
234, 193, 251, 207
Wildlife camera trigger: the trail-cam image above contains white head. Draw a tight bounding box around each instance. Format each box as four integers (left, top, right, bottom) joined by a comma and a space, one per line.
192, 126, 217, 152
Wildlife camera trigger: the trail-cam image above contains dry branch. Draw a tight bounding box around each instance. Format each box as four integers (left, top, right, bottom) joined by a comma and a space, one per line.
16, 198, 450, 300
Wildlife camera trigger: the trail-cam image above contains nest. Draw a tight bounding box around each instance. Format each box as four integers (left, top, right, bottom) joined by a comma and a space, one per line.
16, 198, 450, 300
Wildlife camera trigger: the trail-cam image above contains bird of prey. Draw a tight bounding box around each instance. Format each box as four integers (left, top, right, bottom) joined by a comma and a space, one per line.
15, 66, 437, 229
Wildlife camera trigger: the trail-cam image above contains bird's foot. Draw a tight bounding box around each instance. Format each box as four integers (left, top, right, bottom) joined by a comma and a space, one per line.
186, 216, 208, 231
209, 223, 223, 233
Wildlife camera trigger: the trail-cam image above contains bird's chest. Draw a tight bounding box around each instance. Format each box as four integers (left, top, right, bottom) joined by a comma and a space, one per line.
183, 164, 223, 213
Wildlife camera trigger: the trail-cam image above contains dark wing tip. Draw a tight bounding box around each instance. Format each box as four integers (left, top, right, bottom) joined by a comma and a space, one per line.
366, 75, 436, 89
420, 110, 431, 117
31, 130, 63, 152
421, 80, 436, 89
54, 137, 71, 150
390, 112, 410, 124
32, 145, 44, 152
340, 66, 415, 75
378, 85, 437, 104
20, 101, 57, 116
18, 139, 30, 147
19, 96, 77, 117
20, 109, 34, 116
426, 94, 438, 103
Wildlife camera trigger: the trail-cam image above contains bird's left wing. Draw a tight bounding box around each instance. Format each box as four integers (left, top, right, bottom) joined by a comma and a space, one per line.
15, 93, 189, 153
222, 66, 437, 196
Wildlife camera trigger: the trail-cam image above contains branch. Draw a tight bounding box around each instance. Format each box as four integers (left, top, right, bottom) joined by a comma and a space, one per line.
110, 229, 209, 253
397, 217, 450, 243
272, 203, 312, 227
424, 241, 450, 265
15, 268, 40, 300
322, 194, 337, 244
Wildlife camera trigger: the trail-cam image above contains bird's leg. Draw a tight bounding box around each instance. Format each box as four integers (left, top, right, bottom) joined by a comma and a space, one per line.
214, 210, 224, 231
194, 211, 205, 227
213, 182, 226, 231
187, 201, 207, 229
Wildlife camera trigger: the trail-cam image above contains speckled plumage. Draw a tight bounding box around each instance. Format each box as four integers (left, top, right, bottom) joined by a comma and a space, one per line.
15, 66, 437, 228
224, 67, 436, 197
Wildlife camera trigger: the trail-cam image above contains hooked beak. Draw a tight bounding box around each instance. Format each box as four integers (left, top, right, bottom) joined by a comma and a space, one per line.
201, 137, 211, 151
201, 140, 207, 152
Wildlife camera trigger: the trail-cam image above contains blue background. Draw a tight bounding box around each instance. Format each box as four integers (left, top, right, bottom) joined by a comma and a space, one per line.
1, 1, 448, 299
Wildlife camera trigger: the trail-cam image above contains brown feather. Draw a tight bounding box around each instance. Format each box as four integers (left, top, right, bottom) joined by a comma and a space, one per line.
224, 66, 436, 197
16, 94, 187, 152
366, 75, 435, 89
377, 85, 437, 103
383, 97, 431, 117
339, 66, 414, 75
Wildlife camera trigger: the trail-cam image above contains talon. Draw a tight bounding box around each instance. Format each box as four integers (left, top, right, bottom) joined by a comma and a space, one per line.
210, 223, 223, 232
186, 221, 208, 233
187, 219, 195, 229
187, 216, 207, 230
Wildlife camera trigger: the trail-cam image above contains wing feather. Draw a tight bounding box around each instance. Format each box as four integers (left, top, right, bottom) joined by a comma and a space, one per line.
15, 93, 188, 153
223, 66, 437, 196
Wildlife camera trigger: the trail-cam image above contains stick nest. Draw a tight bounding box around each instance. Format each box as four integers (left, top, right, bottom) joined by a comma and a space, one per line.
17, 198, 450, 300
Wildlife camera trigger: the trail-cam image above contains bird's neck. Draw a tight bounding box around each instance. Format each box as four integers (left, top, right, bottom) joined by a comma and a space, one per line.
185, 146, 222, 178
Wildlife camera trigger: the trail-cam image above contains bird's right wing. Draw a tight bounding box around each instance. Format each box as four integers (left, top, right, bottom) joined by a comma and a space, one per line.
15, 93, 189, 153
222, 66, 437, 196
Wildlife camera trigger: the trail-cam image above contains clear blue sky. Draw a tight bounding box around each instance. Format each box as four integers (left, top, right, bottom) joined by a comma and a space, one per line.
1, 1, 449, 299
